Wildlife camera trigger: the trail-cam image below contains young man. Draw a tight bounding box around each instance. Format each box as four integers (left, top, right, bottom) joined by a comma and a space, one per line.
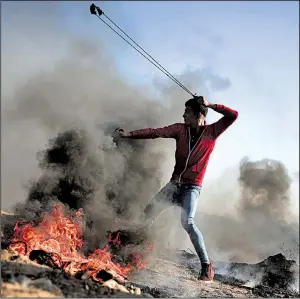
116, 96, 238, 282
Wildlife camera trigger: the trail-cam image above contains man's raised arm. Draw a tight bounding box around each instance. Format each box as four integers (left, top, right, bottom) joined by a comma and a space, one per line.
116, 123, 181, 139
206, 102, 238, 138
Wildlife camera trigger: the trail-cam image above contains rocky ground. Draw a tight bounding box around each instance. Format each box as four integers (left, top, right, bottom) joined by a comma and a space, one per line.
1, 212, 299, 298
1, 246, 299, 298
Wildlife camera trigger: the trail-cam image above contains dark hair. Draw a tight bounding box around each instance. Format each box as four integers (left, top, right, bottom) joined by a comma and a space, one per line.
185, 97, 208, 117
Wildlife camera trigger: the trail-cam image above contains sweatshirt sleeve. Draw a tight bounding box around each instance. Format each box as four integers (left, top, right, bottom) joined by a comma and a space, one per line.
209, 104, 238, 138
128, 123, 181, 139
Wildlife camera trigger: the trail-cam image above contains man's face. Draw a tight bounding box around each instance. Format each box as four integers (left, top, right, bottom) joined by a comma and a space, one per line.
183, 106, 198, 125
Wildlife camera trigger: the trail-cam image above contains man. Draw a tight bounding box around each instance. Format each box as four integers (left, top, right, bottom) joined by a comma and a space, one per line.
116, 96, 238, 282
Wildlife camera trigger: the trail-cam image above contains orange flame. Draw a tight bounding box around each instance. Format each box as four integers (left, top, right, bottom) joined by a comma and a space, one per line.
8, 203, 153, 282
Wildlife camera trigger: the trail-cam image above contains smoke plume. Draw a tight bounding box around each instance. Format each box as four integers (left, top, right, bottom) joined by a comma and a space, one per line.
188, 157, 299, 265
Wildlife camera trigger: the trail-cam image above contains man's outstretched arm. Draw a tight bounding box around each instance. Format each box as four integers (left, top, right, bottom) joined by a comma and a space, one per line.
204, 98, 238, 138
116, 123, 181, 139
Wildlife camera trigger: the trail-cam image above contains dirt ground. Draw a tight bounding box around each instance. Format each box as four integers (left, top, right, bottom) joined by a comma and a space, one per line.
1, 211, 299, 298
1, 247, 299, 298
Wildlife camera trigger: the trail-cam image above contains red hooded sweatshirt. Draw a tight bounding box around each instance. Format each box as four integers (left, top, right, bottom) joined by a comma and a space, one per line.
128, 104, 238, 187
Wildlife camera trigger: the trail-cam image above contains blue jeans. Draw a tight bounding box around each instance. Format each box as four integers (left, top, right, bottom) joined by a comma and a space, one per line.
143, 182, 210, 264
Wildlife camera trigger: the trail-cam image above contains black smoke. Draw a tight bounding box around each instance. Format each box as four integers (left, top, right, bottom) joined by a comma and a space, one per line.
238, 157, 292, 220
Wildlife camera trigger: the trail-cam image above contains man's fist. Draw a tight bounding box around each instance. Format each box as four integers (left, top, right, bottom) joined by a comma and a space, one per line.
115, 127, 132, 138
195, 96, 211, 107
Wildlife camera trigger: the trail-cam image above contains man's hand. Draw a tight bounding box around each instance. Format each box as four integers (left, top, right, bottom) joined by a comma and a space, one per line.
195, 96, 213, 107
201, 96, 213, 107
115, 127, 132, 138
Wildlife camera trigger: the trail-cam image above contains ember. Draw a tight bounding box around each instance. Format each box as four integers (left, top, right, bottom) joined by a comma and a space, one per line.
8, 203, 152, 284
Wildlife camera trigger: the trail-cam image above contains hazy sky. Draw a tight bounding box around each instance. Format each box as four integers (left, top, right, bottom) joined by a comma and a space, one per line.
2, 1, 299, 181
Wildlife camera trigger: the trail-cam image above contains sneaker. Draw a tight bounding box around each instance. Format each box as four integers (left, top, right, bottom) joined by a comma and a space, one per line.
198, 263, 214, 282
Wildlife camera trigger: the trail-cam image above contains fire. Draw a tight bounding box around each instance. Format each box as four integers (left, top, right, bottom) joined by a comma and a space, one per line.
8, 203, 152, 282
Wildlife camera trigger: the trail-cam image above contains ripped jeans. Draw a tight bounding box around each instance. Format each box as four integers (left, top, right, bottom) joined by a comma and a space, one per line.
142, 182, 210, 264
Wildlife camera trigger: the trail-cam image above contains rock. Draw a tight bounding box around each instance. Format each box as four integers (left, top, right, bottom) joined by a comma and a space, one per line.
16, 275, 32, 287
258, 253, 297, 289
127, 284, 142, 296
1, 282, 62, 298
102, 279, 130, 293
134, 287, 141, 295
1, 210, 14, 215
1, 250, 51, 269
142, 293, 154, 298
53, 269, 62, 277
28, 278, 63, 296
217, 253, 298, 291
80, 271, 89, 280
